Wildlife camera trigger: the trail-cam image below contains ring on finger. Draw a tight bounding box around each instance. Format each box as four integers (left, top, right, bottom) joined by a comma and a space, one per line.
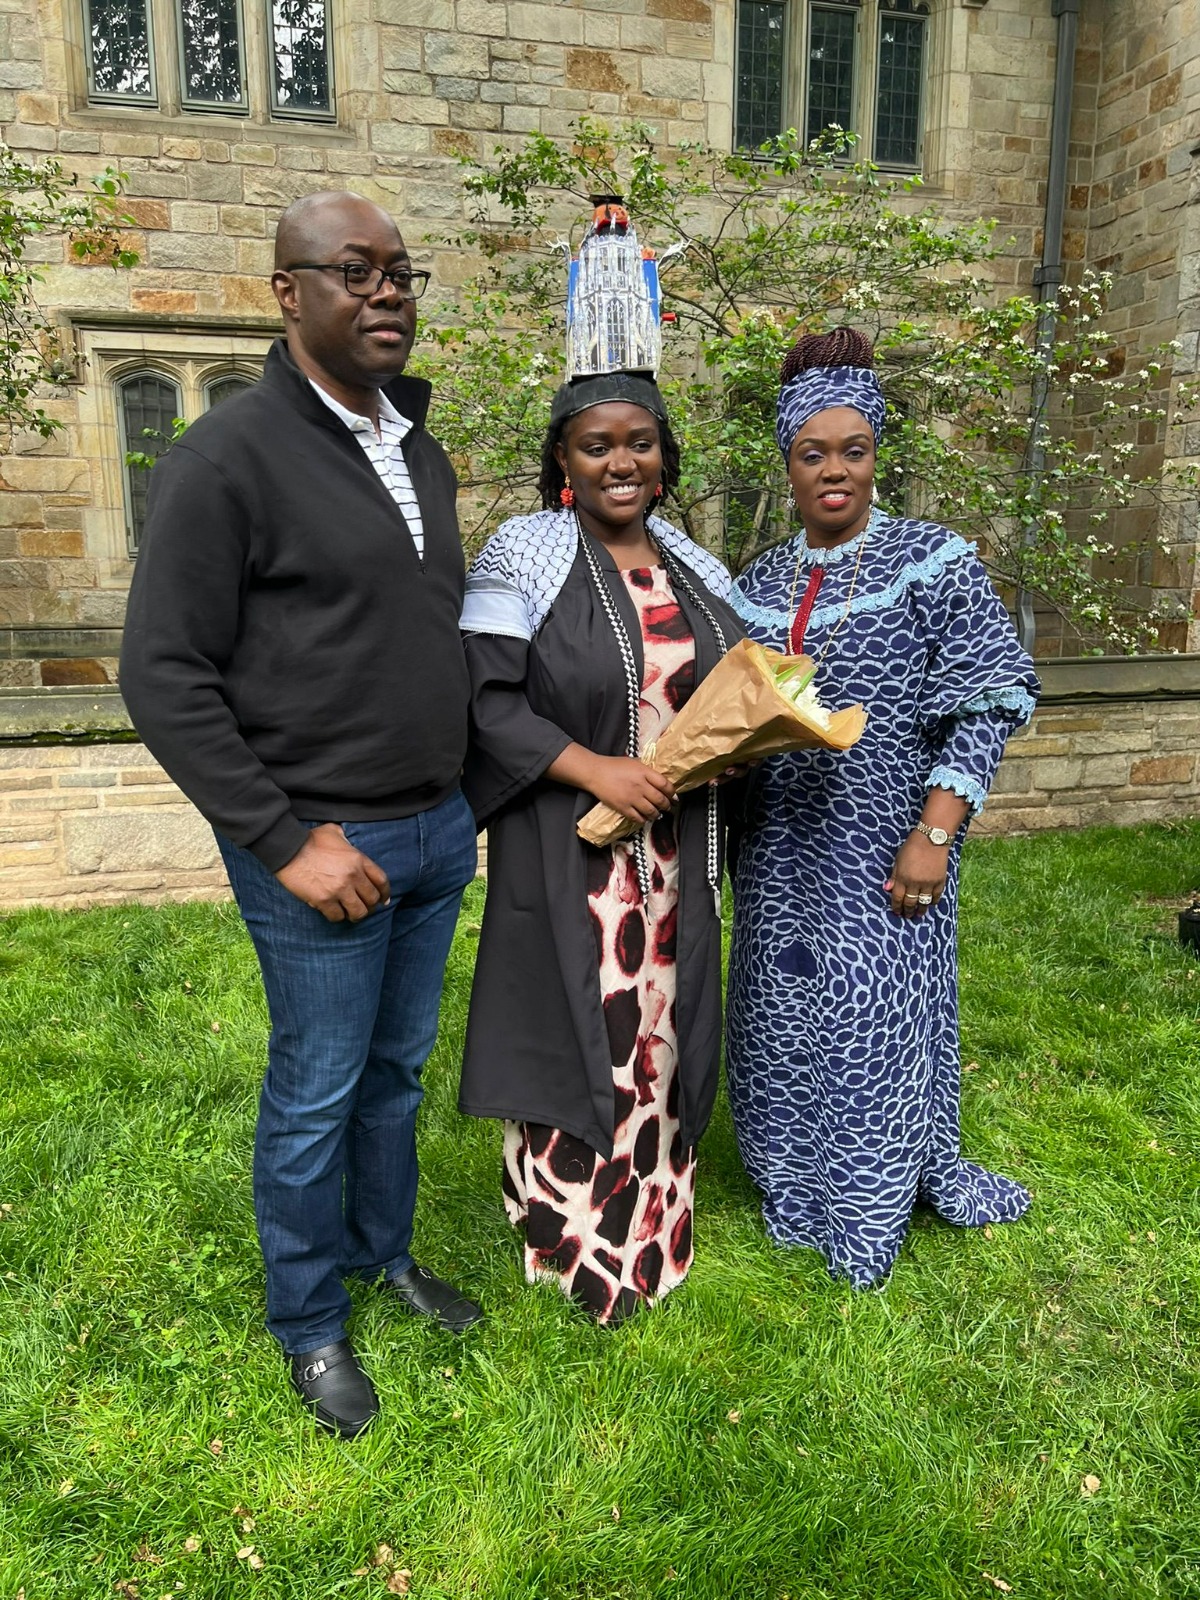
917, 893, 933, 905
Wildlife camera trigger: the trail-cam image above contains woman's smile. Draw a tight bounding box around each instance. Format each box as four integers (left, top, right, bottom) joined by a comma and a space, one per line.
554, 400, 666, 543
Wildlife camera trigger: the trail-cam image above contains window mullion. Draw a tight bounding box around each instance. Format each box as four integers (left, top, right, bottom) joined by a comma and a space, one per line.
858, 1, 875, 162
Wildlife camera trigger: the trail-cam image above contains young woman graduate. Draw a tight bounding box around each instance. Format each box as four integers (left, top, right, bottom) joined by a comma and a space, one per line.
457, 363, 745, 1325
726, 326, 1040, 1290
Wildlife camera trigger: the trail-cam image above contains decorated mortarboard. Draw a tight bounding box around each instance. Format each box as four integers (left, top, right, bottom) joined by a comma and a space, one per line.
565, 195, 663, 379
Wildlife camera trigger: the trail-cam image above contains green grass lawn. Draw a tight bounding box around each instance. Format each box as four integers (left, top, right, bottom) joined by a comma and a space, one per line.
2, 821, 1199, 1600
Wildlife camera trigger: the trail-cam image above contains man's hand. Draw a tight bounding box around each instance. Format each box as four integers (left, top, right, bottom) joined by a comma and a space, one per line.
275, 823, 390, 922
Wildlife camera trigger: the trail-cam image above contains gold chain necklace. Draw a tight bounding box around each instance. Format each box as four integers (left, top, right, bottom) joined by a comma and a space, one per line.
785, 516, 873, 668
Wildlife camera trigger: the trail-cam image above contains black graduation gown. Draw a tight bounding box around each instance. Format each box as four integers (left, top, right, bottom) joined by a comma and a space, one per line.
459, 541, 746, 1161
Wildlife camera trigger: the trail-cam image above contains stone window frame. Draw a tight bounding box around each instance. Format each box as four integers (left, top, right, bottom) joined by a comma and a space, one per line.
75, 0, 336, 123
734, 0, 934, 172
71, 323, 275, 577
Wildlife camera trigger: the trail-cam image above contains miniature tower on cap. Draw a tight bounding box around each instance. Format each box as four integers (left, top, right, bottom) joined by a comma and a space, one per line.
565, 196, 662, 379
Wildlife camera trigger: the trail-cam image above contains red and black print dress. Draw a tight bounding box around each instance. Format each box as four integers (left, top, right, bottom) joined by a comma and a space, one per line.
460, 525, 745, 1328
502, 566, 697, 1323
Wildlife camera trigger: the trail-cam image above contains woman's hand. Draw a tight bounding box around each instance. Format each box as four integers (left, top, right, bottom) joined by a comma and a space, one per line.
545, 742, 675, 823
583, 754, 676, 823
885, 831, 949, 920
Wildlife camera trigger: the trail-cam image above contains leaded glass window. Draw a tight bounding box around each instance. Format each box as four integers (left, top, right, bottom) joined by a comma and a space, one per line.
177, 0, 246, 109
734, 1, 928, 167
806, 1, 860, 145
875, 0, 928, 166
118, 373, 181, 555
204, 372, 256, 408
84, 0, 155, 101
271, 0, 333, 117
736, 1, 787, 151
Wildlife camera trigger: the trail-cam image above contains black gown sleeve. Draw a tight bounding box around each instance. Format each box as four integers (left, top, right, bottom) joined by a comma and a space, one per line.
462, 633, 574, 827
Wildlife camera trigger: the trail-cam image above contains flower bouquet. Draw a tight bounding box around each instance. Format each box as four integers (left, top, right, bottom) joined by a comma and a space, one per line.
577, 637, 867, 847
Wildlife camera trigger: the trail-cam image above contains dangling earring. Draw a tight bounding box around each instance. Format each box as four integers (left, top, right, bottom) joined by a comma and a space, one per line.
654, 481, 664, 500
560, 479, 575, 508
786, 486, 796, 512
870, 482, 879, 505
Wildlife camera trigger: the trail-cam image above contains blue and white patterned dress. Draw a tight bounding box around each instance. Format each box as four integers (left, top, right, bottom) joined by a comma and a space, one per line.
726, 510, 1039, 1288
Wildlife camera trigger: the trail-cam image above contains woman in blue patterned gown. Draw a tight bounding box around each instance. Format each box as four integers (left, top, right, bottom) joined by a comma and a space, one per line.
726, 327, 1039, 1289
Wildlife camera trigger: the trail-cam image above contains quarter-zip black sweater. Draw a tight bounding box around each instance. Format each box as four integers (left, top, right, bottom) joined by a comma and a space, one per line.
120, 339, 469, 871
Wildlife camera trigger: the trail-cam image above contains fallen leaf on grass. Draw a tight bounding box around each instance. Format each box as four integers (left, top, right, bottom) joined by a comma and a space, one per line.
1080, 1474, 1101, 1497
236, 1547, 254, 1560
726, 1410, 741, 1424
385, 1573, 411, 1595
611, 1505, 621, 1522
207, 1438, 223, 1456
965, 1061, 980, 1073
182, 1538, 201, 1554
240, 1517, 255, 1533
352, 1568, 373, 1578
210, 1020, 221, 1033
114, 1583, 140, 1599
374, 1545, 395, 1567
982, 1576, 1013, 1594
982, 1225, 994, 1240
58, 1478, 75, 1495
134, 1543, 163, 1565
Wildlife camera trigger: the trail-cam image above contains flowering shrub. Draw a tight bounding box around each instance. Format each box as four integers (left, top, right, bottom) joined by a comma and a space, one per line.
417, 121, 1196, 653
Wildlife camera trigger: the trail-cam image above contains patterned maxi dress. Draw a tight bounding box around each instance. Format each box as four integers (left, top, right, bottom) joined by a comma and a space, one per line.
502, 566, 698, 1324
726, 511, 1040, 1289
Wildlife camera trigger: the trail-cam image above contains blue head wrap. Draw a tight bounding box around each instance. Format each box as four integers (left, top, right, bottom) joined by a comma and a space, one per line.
776, 365, 886, 461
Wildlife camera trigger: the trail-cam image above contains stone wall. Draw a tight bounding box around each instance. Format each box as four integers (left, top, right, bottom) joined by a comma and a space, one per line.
976, 696, 1200, 836
2, 662, 1198, 910
0, 743, 229, 910
2, 0, 1200, 657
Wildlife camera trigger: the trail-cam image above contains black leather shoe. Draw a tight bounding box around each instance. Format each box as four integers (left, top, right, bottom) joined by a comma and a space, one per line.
288, 1339, 378, 1439
384, 1265, 484, 1335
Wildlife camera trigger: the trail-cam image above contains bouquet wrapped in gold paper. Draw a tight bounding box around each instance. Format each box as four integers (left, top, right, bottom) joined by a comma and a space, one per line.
577, 638, 867, 847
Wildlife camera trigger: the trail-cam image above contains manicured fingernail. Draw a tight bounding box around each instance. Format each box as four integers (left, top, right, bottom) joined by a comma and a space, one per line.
883, 879, 893, 891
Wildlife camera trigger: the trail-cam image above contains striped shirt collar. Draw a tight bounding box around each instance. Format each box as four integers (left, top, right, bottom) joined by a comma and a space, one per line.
307, 380, 414, 441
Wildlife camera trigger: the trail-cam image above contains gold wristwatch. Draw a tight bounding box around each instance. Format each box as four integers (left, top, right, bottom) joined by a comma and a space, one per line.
914, 822, 952, 846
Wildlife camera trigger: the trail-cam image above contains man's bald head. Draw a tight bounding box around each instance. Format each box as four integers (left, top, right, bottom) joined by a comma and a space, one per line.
273, 191, 403, 271
270, 191, 416, 410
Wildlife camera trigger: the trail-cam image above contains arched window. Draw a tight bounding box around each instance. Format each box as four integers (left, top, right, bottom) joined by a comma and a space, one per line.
204, 371, 256, 409
117, 371, 181, 555
735, 0, 930, 169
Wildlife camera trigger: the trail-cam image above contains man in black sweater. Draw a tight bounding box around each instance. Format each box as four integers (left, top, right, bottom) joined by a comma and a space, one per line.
121, 191, 482, 1440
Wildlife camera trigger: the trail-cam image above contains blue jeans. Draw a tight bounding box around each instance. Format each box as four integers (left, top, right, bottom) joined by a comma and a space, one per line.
216, 791, 477, 1354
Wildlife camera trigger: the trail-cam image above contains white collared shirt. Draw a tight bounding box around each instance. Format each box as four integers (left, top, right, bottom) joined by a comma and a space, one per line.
308, 380, 425, 558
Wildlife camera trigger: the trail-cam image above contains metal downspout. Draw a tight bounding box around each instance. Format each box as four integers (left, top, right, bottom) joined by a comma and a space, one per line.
1015, 0, 1081, 655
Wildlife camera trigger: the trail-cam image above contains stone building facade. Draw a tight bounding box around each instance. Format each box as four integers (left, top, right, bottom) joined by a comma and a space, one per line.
1, 0, 1199, 670
1, 0, 1199, 907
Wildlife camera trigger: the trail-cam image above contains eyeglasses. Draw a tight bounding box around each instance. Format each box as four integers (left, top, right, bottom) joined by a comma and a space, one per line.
285, 262, 431, 300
